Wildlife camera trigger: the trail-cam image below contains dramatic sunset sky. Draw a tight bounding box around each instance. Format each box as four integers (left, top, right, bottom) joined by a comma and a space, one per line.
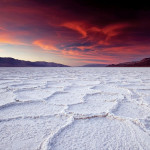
0, 0, 150, 66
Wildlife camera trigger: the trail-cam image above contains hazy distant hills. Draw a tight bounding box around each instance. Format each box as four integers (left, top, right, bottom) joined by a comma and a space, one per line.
0, 57, 69, 67
80, 64, 107, 67
1, 57, 150, 67
107, 58, 150, 67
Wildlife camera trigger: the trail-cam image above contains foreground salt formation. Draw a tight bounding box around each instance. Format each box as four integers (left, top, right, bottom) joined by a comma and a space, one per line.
0, 67, 150, 150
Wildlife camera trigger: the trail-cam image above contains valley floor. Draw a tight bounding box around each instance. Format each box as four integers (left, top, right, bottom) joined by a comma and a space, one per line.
0, 67, 150, 150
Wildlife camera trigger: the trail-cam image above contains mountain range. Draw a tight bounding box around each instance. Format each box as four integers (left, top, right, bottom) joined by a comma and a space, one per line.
107, 58, 150, 67
80, 64, 107, 67
0, 57, 150, 67
0, 57, 69, 67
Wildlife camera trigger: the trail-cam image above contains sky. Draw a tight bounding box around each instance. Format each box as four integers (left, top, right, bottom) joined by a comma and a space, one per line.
0, 0, 150, 66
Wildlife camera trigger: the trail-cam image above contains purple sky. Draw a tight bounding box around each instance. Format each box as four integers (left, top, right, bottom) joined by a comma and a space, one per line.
0, 0, 150, 66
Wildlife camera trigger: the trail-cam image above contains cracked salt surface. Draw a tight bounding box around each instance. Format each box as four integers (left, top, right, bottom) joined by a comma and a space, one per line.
0, 67, 150, 150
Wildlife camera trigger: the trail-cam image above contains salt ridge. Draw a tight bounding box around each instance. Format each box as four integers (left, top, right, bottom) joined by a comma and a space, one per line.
0, 67, 150, 150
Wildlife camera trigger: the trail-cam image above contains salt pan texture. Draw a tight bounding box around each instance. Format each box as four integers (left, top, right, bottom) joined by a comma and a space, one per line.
0, 67, 150, 150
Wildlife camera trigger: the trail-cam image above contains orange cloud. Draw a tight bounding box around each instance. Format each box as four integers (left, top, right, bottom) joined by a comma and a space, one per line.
61, 22, 87, 38
32, 36, 150, 66
62, 50, 80, 56
0, 27, 30, 45
32, 38, 118, 63
0, 34, 25, 45
33, 40, 58, 51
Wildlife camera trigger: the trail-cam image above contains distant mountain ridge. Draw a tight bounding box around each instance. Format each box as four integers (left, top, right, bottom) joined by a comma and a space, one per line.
107, 58, 150, 67
1, 57, 150, 67
0, 57, 69, 67
80, 64, 107, 67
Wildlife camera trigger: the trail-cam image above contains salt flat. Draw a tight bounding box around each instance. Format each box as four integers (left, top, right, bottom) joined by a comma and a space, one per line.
0, 67, 150, 150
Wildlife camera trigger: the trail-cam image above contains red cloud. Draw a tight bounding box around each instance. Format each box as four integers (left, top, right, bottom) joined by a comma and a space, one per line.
32, 36, 150, 65
90, 23, 130, 45
61, 22, 87, 38
102, 45, 150, 55
0, 1, 149, 65
33, 40, 58, 51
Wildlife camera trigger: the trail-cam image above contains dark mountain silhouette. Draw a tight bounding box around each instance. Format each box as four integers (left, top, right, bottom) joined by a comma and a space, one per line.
1, 57, 150, 67
80, 64, 107, 67
107, 58, 150, 67
0, 57, 69, 67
